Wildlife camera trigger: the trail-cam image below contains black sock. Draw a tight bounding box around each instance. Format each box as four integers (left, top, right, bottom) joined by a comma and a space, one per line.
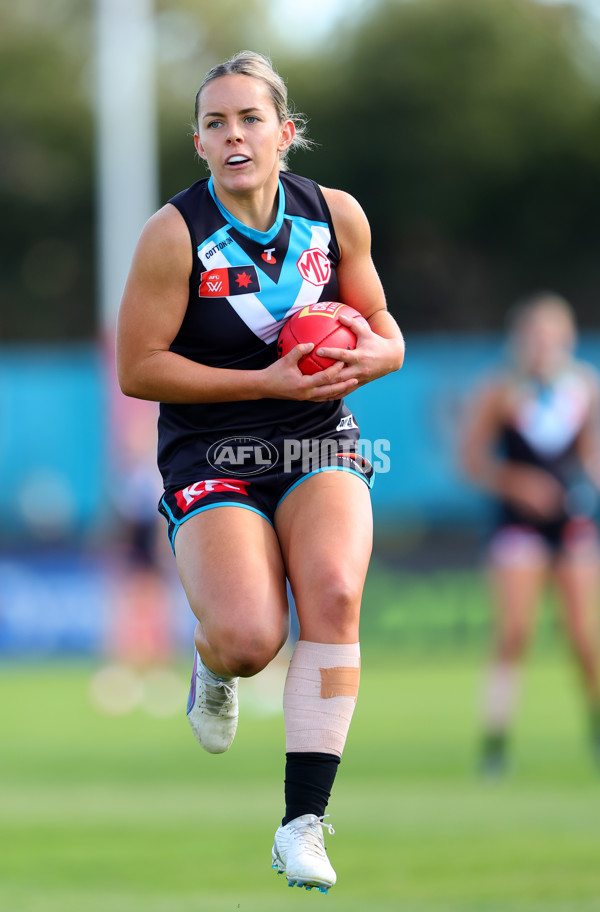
483, 731, 507, 757
480, 730, 508, 774
282, 751, 340, 826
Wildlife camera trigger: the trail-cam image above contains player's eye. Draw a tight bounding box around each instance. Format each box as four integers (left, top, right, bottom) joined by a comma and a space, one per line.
206, 120, 222, 129
245, 115, 259, 124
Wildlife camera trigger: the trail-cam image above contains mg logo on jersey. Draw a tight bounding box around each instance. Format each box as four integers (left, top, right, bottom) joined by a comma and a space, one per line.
175, 479, 251, 512
297, 248, 331, 287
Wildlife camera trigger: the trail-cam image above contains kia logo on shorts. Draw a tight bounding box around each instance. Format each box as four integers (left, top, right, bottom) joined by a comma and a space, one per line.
207, 437, 279, 476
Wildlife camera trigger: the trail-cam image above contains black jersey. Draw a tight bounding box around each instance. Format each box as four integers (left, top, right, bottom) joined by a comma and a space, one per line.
157, 172, 353, 490
497, 368, 594, 530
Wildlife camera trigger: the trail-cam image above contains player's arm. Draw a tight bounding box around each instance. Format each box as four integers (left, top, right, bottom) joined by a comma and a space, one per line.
116, 205, 357, 403
575, 366, 600, 489
316, 187, 405, 384
461, 381, 508, 492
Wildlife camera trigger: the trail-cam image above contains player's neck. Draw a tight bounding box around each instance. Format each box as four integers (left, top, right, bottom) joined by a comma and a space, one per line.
212, 173, 280, 233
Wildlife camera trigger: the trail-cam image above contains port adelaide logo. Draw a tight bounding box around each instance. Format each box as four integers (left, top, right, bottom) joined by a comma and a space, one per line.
207, 436, 279, 476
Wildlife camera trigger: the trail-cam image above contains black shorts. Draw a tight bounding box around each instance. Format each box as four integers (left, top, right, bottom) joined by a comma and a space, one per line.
158, 419, 374, 552
489, 515, 599, 563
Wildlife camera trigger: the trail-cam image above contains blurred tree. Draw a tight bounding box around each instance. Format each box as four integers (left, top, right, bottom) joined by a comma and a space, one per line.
287, 0, 600, 330
0, 2, 95, 341
3, 0, 600, 339
153, 0, 276, 199
0, 0, 271, 342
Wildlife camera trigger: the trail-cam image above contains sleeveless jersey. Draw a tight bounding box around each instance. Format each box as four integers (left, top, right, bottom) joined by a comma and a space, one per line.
157, 172, 352, 490
497, 367, 594, 527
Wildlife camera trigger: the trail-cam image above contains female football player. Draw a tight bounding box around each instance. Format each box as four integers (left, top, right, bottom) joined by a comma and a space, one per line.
462, 292, 600, 774
116, 50, 404, 891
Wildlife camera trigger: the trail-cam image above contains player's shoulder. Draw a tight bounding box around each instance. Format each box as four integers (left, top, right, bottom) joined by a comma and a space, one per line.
570, 358, 600, 407
319, 186, 367, 222
318, 186, 370, 253
130, 203, 192, 281
472, 371, 513, 415
572, 357, 600, 387
138, 203, 190, 250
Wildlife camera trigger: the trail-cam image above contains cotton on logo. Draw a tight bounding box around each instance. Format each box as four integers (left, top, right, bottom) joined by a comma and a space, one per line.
297, 248, 331, 287
175, 479, 251, 512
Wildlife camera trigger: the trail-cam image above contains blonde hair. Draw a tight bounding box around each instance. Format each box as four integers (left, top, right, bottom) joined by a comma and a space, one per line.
506, 291, 578, 373
194, 50, 313, 171
507, 290, 577, 338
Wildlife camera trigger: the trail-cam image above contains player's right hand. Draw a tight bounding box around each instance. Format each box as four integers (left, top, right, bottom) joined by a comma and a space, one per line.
501, 464, 566, 521
260, 344, 359, 402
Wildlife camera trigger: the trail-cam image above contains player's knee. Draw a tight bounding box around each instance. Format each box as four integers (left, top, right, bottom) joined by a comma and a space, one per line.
498, 630, 529, 662
308, 574, 361, 638
215, 626, 285, 677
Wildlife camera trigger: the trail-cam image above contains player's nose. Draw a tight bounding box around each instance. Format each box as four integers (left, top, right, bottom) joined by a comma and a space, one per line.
225, 119, 244, 143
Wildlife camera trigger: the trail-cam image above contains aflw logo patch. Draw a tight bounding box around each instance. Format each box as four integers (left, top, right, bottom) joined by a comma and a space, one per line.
199, 265, 261, 297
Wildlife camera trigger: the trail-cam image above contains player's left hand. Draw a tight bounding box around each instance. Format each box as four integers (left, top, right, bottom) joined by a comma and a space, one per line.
315, 312, 402, 387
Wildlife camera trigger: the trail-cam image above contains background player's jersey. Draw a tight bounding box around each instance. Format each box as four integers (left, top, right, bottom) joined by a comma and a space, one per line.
497, 366, 594, 528
158, 172, 354, 490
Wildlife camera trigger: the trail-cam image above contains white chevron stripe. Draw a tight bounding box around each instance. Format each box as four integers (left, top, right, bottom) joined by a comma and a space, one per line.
197, 224, 332, 344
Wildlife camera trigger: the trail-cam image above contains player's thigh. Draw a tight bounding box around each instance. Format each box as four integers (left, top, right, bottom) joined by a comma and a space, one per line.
274, 471, 373, 640
554, 544, 600, 636
174, 506, 289, 641
487, 528, 549, 645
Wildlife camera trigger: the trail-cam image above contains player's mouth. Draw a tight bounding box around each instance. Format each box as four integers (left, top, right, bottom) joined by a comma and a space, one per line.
225, 154, 251, 168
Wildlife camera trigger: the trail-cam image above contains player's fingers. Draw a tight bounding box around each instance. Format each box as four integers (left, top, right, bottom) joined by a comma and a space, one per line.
316, 346, 357, 365
286, 342, 314, 364
310, 378, 359, 401
337, 312, 371, 335
311, 360, 345, 385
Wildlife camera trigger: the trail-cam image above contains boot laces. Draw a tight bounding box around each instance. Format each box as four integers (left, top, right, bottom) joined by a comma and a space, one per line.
198, 670, 237, 715
291, 815, 335, 856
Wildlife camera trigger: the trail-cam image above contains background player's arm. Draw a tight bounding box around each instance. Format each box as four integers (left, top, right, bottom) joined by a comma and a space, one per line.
462, 382, 512, 493
316, 187, 404, 384
117, 205, 358, 404
462, 380, 564, 520
575, 367, 600, 490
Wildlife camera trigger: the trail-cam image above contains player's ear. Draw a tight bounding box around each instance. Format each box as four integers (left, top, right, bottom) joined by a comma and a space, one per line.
194, 133, 207, 160
278, 119, 295, 153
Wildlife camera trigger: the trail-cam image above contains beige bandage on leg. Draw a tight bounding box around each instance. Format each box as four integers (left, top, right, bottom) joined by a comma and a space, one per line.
283, 640, 361, 757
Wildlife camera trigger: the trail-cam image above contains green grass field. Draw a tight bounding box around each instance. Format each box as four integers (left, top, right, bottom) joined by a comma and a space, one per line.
1, 646, 600, 912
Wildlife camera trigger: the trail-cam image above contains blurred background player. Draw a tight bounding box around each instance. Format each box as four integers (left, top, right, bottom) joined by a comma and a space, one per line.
89, 392, 185, 721
106, 396, 174, 672
462, 292, 600, 774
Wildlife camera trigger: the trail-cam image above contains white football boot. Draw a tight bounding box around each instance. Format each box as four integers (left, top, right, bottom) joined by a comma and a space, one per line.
272, 814, 337, 892
186, 649, 239, 753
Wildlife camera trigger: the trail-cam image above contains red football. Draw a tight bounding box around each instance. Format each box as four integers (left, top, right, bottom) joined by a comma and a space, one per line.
277, 302, 368, 375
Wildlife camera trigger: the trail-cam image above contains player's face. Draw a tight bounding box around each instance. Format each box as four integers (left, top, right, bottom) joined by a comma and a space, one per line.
516, 309, 575, 379
194, 74, 294, 197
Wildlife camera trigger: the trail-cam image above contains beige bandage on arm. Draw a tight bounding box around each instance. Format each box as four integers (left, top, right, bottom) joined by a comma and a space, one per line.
283, 640, 361, 757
